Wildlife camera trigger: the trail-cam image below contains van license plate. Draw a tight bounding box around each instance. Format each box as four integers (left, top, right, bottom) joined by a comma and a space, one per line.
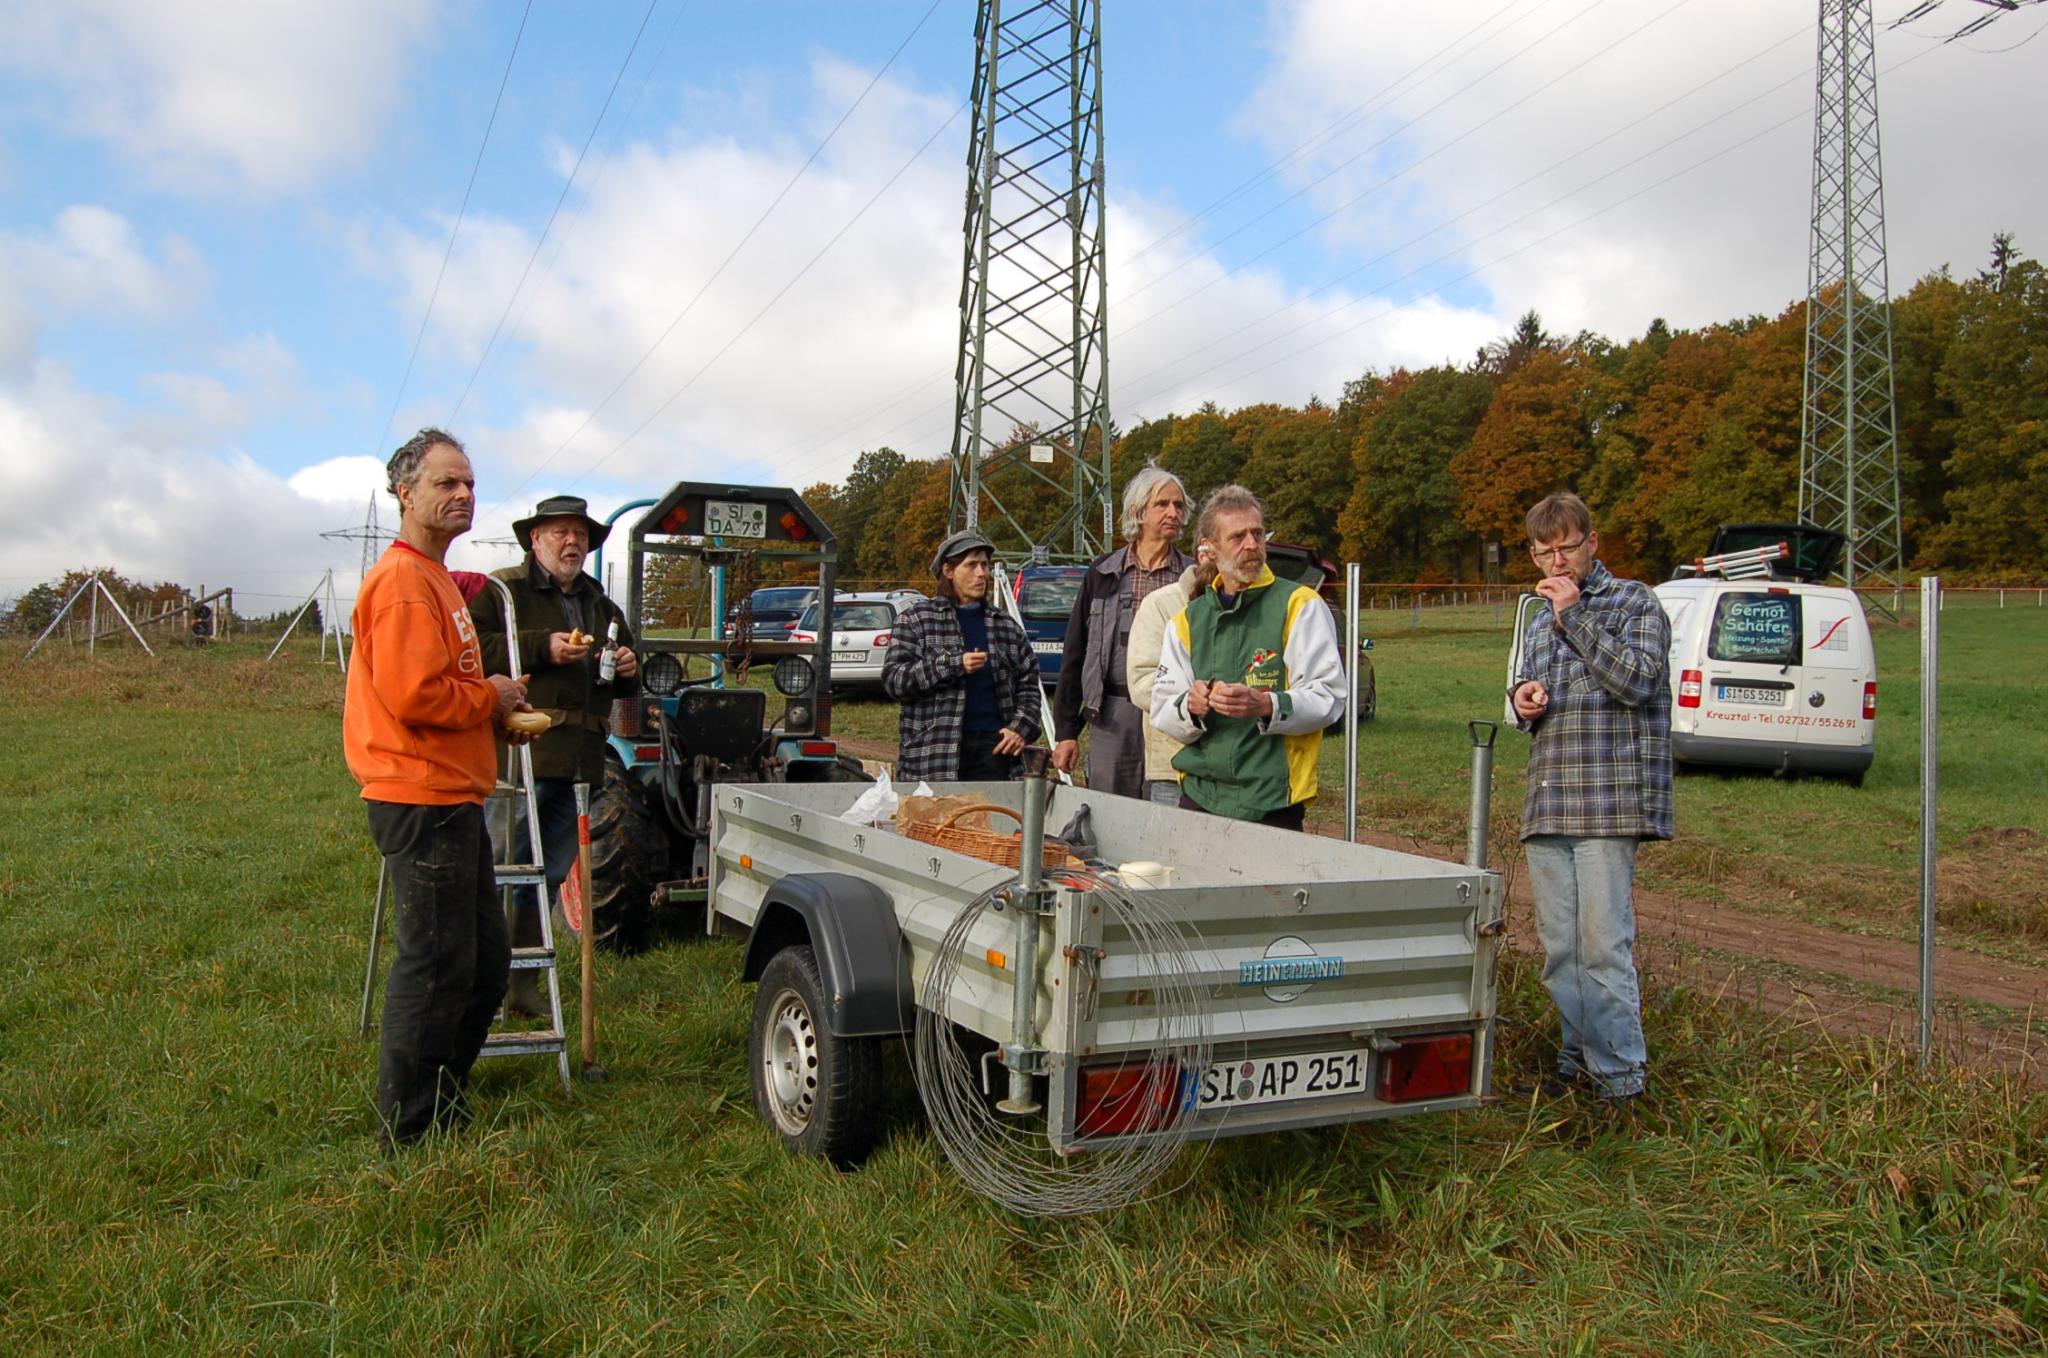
1032, 640, 1062, 655
1196, 1047, 1371, 1111
1717, 684, 1784, 706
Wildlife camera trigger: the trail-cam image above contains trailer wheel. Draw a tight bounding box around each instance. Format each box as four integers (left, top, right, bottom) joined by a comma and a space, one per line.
750, 945, 881, 1167
588, 750, 668, 954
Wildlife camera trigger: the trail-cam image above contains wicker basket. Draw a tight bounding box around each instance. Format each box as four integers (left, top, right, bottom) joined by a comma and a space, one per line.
901, 803, 1078, 870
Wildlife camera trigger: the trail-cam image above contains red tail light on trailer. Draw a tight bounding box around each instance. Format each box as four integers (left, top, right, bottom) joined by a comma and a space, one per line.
1376, 1032, 1473, 1104
1075, 1059, 1186, 1136
1678, 669, 1703, 708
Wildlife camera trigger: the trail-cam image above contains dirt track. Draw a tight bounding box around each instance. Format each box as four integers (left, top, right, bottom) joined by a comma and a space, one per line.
835, 735, 2047, 1082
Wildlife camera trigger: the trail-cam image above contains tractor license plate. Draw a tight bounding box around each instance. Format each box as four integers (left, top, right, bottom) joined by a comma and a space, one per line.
705, 498, 768, 538
1032, 640, 1062, 655
833, 651, 865, 664
1195, 1046, 1371, 1111
1716, 684, 1784, 706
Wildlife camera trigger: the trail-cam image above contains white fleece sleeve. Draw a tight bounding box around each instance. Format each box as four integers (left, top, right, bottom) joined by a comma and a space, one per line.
1149, 615, 1204, 745
1261, 589, 1345, 735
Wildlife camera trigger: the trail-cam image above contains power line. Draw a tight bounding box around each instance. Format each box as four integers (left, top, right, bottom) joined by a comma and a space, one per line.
765, 0, 1717, 488
1118, 0, 1627, 311
447, 0, 665, 425
504, 0, 948, 502
567, 97, 969, 490
762, 20, 1855, 499
746, 0, 1566, 480
373, 0, 533, 458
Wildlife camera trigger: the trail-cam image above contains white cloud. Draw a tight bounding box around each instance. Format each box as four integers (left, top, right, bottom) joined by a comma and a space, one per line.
0, 205, 204, 324
350, 49, 1515, 521
1235, 0, 2048, 344
0, 0, 440, 193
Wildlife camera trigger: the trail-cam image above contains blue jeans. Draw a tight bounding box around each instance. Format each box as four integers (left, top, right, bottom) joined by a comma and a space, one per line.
1523, 836, 1647, 1098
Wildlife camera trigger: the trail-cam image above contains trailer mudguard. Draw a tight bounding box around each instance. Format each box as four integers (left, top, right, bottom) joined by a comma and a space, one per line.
740, 873, 913, 1037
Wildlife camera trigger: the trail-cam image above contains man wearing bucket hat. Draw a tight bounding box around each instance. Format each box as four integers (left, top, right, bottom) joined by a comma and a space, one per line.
473, 494, 640, 980
882, 528, 1042, 781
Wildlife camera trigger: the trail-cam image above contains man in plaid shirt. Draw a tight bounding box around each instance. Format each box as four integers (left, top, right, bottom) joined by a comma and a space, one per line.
884, 529, 1041, 782
1510, 492, 1673, 1109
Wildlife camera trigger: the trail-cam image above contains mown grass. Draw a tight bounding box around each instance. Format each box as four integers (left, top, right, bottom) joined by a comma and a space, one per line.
830, 597, 2048, 961
1, 635, 2044, 1354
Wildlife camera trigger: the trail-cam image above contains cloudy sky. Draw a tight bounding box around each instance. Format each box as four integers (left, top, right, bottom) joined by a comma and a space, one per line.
1, 0, 2040, 611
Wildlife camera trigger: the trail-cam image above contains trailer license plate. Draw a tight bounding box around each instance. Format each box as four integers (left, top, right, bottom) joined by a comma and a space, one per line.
705, 498, 768, 538
1196, 1047, 1371, 1110
1717, 684, 1783, 706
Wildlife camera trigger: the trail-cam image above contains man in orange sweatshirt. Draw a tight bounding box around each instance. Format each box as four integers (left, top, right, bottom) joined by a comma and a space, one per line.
345, 428, 530, 1146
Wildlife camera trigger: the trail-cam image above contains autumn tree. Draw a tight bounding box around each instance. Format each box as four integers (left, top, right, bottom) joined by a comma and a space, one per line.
1339, 367, 1490, 579
1452, 346, 1595, 571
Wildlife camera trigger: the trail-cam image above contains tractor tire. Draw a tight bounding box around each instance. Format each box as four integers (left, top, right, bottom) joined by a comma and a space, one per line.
750, 945, 882, 1168
587, 750, 670, 955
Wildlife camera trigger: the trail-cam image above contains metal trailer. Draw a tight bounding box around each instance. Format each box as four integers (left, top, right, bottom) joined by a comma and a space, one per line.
709, 771, 1504, 1163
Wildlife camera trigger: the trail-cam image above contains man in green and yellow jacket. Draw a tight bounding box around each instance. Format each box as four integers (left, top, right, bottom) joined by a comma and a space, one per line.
473, 495, 638, 996
1149, 485, 1344, 831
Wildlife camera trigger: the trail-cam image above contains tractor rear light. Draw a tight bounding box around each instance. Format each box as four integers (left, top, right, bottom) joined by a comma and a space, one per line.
1863, 681, 1877, 720
779, 510, 809, 540
1075, 1059, 1186, 1137
799, 740, 836, 756
1376, 1032, 1473, 1104
632, 744, 662, 762
1678, 669, 1703, 708
659, 506, 688, 533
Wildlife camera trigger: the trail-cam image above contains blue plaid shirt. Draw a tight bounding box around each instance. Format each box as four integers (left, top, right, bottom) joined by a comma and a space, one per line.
1514, 561, 1674, 841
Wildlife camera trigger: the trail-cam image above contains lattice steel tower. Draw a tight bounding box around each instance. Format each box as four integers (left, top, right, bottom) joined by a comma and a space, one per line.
1798, 0, 1903, 588
948, 0, 1113, 560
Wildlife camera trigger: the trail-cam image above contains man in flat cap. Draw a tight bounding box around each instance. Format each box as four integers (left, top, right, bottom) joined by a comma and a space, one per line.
882, 529, 1041, 782
473, 495, 640, 976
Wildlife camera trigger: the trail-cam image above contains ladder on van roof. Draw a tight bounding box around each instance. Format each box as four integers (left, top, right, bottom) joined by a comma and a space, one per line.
1677, 540, 1790, 581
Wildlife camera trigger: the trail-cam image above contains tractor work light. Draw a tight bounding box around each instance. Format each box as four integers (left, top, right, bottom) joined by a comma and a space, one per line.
773, 655, 815, 697
642, 650, 684, 697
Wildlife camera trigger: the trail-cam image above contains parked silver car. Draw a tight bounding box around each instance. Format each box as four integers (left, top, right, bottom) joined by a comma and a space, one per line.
790, 591, 923, 690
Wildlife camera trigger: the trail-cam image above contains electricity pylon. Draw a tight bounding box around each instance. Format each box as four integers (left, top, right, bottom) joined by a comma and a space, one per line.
322, 495, 395, 584
1798, 0, 1904, 590
948, 0, 1113, 562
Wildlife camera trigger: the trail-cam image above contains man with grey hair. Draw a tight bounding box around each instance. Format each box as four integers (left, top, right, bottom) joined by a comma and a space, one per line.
1049, 465, 1193, 797
344, 428, 532, 1146
1150, 484, 1344, 829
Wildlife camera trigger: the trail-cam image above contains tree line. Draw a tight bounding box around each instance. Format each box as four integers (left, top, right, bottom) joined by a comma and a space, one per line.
800, 239, 2046, 588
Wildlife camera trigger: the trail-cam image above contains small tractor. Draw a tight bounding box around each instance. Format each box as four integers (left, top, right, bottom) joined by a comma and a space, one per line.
591, 482, 868, 950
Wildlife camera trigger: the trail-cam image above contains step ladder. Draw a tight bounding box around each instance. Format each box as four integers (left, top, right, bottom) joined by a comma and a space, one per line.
356, 576, 573, 1093
1684, 540, 1790, 581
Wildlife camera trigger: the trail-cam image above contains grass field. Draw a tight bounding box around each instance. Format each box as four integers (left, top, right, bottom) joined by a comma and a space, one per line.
2, 624, 2045, 1355
828, 595, 2048, 961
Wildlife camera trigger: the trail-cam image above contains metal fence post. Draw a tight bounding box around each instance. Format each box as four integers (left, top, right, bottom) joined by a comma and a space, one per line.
1345, 563, 1360, 843
1919, 576, 1939, 1071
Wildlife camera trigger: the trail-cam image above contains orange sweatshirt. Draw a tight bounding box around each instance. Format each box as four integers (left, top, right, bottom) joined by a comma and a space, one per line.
343, 541, 499, 805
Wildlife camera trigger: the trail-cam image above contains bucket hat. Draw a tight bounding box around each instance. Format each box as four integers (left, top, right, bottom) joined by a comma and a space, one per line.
513, 495, 610, 552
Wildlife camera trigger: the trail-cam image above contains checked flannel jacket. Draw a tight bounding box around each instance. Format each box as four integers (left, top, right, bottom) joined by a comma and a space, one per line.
1512, 560, 1675, 842
882, 595, 1041, 781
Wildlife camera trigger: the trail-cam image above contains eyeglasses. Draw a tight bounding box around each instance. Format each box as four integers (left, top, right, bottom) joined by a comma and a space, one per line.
1528, 536, 1588, 561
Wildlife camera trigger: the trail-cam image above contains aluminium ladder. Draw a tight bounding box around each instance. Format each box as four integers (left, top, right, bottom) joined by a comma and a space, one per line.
357, 575, 573, 1093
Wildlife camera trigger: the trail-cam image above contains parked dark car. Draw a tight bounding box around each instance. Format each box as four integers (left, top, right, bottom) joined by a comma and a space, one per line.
724, 586, 817, 642
1011, 564, 1088, 687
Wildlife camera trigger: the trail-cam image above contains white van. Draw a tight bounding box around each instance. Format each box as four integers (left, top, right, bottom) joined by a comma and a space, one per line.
1653, 524, 1876, 782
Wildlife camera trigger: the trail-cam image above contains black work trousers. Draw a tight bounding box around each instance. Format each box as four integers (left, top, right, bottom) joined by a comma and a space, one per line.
958, 729, 1020, 781
368, 800, 509, 1143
